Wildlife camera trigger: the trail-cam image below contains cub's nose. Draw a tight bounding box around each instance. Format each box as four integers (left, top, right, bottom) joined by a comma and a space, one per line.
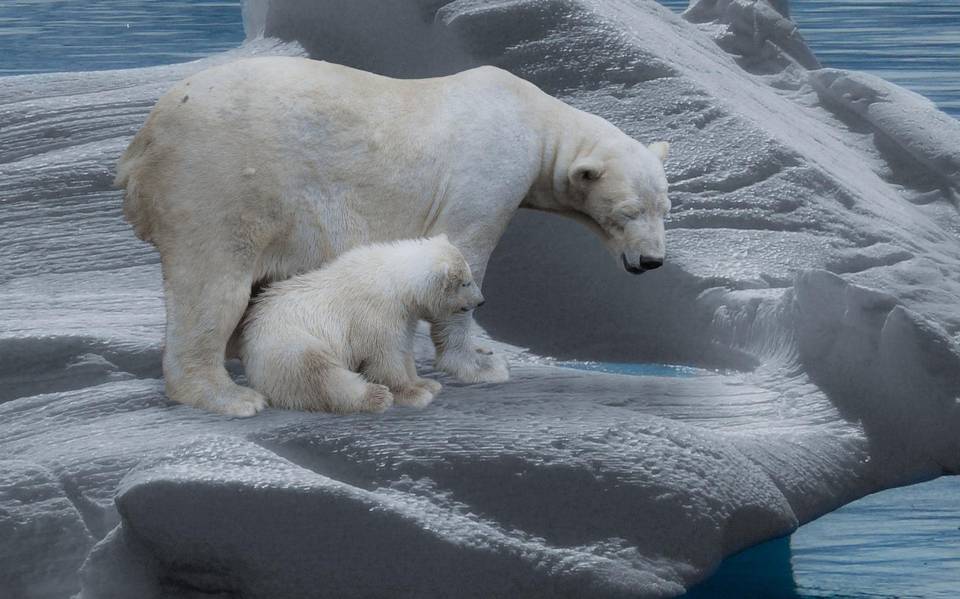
640, 257, 663, 270
476, 300, 486, 308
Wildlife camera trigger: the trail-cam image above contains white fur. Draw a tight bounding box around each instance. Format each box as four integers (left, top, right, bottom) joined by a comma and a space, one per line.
116, 57, 669, 416
239, 236, 483, 414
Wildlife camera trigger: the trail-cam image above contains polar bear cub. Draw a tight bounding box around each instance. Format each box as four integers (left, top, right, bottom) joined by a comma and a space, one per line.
239, 235, 485, 414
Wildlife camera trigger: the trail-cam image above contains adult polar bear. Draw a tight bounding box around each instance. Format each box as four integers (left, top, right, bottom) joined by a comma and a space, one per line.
118, 56, 671, 416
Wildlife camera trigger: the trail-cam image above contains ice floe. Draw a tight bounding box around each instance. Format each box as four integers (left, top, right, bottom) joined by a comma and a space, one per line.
1, 1, 958, 597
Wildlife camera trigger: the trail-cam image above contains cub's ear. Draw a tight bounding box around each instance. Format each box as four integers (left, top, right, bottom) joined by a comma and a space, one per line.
648, 141, 669, 163
569, 157, 605, 187
433, 233, 449, 243
434, 259, 453, 281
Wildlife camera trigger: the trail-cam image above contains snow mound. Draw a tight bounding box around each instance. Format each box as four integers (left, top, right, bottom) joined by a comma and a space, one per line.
810, 68, 960, 196
684, 0, 820, 73
80, 435, 697, 598
2, 0, 959, 597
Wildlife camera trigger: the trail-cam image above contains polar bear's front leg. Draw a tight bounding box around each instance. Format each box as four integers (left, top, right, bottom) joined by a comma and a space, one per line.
430, 311, 510, 384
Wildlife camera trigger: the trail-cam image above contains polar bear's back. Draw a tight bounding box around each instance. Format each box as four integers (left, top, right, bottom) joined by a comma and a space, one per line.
123, 56, 487, 159
115, 57, 529, 250
119, 55, 536, 181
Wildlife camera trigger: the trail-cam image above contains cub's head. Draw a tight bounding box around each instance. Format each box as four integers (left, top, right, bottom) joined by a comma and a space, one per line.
566, 138, 670, 274
422, 235, 484, 318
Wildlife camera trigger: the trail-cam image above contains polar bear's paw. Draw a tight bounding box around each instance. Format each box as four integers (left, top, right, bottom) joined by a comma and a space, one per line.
395, 385, 435, 409
361, 384, 394, 413
201, 384, 267, 418
436, 349, 510, 384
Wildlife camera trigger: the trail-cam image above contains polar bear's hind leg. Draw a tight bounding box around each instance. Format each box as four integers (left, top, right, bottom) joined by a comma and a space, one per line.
160, 246, 267, 417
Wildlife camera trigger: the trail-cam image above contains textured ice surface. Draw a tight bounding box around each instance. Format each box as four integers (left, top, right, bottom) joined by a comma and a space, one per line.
1, 1, 959, 597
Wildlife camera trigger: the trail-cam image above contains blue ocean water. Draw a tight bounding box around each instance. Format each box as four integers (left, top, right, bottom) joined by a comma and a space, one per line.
0, 0, 243, 75
658, 0, 960, 118
686, 477, 960, 598
1, 1, 957, 597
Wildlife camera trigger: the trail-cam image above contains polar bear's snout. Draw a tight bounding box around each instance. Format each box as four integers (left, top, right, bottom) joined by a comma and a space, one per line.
621, 254, 664, 274
640, 257, 664, 270
617, 216, 667, 274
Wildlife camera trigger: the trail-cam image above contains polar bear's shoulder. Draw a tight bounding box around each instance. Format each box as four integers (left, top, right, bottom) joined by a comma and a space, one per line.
451, 64, 540, 94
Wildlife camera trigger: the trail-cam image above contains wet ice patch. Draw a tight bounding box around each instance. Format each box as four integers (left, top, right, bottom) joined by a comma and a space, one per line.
554, 361, 709, 377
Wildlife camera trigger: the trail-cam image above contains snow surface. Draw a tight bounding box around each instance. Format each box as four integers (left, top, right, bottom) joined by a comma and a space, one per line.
1, 1, 958, 597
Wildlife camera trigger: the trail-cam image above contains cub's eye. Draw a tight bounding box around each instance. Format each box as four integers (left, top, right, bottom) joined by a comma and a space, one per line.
461, 281, 471, 288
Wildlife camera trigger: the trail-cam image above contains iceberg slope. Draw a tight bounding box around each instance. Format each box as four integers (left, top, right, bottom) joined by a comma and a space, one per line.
1, 0, 958, 597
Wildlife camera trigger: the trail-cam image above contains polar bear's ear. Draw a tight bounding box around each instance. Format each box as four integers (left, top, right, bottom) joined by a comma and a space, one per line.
569, 158, 605, 187
648, 141, 669, 163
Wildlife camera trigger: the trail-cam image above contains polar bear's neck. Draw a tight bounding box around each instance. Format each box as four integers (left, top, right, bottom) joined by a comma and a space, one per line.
523, 104, 622, 214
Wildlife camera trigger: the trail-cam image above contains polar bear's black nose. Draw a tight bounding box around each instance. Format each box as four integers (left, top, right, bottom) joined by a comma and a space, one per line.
622, 254, 642, 274
640, 257, 663, 270
622, 254, 664, 274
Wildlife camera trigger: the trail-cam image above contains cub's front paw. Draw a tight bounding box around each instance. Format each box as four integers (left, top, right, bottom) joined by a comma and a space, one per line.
395, 385, 435, 408
414, 377, 443, 395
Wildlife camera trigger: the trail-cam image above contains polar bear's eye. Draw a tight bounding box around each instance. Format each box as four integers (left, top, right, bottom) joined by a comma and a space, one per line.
619, 203, 642, 220
461, 281, 471, 288
612, 202, 641, 225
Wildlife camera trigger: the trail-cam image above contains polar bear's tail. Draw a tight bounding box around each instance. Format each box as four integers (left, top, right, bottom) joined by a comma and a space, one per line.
115, 119, 157, 243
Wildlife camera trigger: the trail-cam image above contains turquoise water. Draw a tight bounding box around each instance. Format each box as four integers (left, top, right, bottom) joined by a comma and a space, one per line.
556, 361, 706, 377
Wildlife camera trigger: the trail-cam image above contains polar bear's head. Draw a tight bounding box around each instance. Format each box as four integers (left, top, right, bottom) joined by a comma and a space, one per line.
565, 139, 670, 274
420, 235, 485, 317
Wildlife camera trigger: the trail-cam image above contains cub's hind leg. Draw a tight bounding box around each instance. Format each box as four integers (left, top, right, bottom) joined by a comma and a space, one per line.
298, 351, 394, 414
364, 346, 435, 409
